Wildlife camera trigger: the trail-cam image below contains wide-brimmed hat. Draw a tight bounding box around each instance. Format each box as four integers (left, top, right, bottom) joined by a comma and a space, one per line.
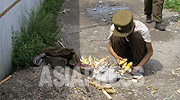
112, 9, 134, 37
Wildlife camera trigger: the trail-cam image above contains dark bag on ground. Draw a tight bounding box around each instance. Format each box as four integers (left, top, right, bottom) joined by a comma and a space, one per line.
33, 48, 80, 68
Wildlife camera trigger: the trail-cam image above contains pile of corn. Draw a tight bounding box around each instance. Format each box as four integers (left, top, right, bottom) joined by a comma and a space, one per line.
80, 55, 110, 69
118, 58, 133, 74
80, 56, 133, 74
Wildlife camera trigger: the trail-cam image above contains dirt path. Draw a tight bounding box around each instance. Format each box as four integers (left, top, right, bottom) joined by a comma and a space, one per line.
58, 0, 180, 99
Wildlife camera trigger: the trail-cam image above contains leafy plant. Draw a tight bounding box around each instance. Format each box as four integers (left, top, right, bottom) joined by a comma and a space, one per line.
164, 0, 180, 14
12, 0, 64, 69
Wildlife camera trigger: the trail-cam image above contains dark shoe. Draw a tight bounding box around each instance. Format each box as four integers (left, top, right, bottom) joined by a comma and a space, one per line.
146, 15, 152, 23
155, 22, 165, 31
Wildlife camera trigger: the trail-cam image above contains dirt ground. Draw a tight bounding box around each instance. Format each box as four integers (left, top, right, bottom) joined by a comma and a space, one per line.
1, 0, 180, 100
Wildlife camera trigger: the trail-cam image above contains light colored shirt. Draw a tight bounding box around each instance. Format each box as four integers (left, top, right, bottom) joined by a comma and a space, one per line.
108, 20, 151, 43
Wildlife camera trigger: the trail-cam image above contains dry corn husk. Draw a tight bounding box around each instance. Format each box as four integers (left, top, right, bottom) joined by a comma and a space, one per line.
89, 81, 116, 94
103, 84, 113, 89
80, 55, 110, 69
146, 85, 158, 94
89, 81, 116, 99
105, 88, 117, 94
96, 84, 104, 90
102, 89, 112, 100
151, 87, 158, 94
94, 56, 109, 68
89, 81, 114, 89
172, 68, 180, 76
0, 75, 12, 85
89, 81, 97, 87
177, 89, 180, 94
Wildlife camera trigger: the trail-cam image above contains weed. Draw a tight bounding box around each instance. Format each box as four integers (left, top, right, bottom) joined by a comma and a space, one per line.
12, 0, 64, 69
164, 0, 180, 20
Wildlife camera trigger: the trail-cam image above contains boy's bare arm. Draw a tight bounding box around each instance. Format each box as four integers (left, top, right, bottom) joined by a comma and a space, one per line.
108, 40, 123, 64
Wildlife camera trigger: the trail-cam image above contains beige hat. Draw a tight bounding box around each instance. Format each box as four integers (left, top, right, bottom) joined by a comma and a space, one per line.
112, 9, 134, 37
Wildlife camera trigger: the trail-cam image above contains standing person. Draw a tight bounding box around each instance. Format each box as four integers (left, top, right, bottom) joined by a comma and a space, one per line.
108, 9, 153, 74
144, 0, 165, 31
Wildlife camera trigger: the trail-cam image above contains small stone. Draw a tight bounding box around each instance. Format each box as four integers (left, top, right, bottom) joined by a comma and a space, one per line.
146, 88, 151, 91
134, 93, 137, 96
99, 1, 103, 3
110, 4, 115, 6
132, 79, 138, 83
88, 94, 92, 97
101, 19, 107, 22
108, 12, 113, 15
128, 92, 132, 95
170, 22, 174, 25
74, 90, 78, 94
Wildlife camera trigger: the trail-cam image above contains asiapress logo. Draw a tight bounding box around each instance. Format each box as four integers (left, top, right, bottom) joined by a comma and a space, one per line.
39, 66, 145, 88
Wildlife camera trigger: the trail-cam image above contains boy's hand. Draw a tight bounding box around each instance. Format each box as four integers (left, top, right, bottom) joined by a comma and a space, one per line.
132, 66, 142, 73
115, 56, 123, 65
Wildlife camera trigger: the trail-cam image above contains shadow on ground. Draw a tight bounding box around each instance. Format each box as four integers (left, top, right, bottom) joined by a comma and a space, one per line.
163, 15, 179, 28
57, 0, 80, 55
143, 59, 164, 76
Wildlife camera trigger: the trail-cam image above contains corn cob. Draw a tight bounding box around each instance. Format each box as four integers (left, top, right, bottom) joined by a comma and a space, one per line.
120, 61, 133, 74
99, 56, 109, 63
94, 56, 109, 68
88, 55, 94, 66
119, 58, 127, 65
81, 58, 88, 65
105, 88, 117, 94
80, 56, 89, 65
102, 89, 112, 99
122, 62, 127, 68
124, 62, 133, 71
177, 89, 180, 94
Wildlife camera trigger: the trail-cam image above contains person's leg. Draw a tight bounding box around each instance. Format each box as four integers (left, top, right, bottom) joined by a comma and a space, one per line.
153, 0, 165, 31
144, 0, 153, 23
110, 35, 131, 60
128, 32, 147, 66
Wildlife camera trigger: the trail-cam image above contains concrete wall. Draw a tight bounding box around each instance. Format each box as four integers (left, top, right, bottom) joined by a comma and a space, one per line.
0, 0, 44, 81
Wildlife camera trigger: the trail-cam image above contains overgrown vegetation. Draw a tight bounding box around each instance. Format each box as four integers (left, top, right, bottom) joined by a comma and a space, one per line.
164, 0, 180, 19
12, 0, 64, 69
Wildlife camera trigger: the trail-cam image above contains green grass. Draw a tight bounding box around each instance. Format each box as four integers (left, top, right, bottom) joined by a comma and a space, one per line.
164, 0, 180, 19
12, 0, 64, 69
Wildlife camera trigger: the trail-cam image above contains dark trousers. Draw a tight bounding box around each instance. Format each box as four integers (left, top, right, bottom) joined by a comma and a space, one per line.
110, 32, 147, 66
144, 0, 164, 22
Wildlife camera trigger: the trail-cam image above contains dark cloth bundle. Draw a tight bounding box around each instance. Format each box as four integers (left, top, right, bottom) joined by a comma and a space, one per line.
33, 48, 80, 68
